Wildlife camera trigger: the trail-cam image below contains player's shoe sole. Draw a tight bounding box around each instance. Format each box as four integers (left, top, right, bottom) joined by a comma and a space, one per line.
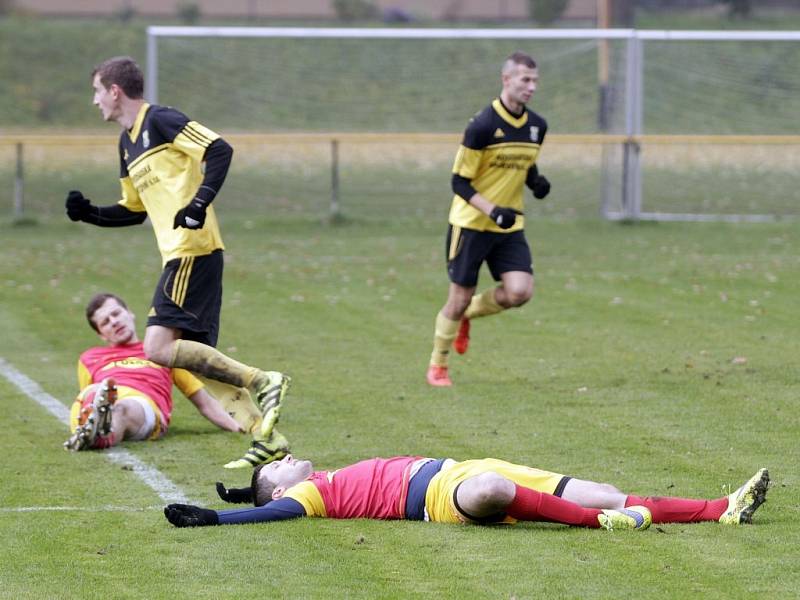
426, 365, 452, 387
453, 318, 470, 355
223, 429, 291, 469
719, 468, 770, 525
63, 378, 116, 451
254, 372, 291, 441
598, 506, 651, 531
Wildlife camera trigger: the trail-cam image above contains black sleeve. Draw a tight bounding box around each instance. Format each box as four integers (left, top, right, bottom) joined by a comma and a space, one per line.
195, 138, 233, 204
84, 204, 147, 227
452, 173, 477, 203
525, 164, 540, 191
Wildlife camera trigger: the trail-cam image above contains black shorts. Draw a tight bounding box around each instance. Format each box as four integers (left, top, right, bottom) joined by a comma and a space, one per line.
147, 250, 223, 347
446, 225, 533, 287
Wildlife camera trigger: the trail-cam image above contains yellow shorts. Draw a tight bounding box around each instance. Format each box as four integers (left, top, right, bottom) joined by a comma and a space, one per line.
69, 384, 166, 440
424, 458, 565, 524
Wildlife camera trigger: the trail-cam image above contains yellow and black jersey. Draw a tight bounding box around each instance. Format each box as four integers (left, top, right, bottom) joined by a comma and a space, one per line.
117, 103, 225, 264
449, 98, 547, 233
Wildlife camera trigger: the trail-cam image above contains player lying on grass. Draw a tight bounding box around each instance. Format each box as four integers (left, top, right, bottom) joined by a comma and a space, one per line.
65, 293, 290, 468
164, 454, 769, 532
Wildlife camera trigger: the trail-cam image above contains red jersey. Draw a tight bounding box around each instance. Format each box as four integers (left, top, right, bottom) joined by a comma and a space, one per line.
285, 456, 422, 519
77, 341, 202, 425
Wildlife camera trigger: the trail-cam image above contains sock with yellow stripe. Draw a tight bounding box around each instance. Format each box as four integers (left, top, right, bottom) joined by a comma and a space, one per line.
464, 288, 505, 320
430, 312, 460, 367
170, 339, 260, 390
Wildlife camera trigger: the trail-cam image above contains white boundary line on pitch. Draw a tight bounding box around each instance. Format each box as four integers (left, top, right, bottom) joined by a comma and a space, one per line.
0, 505, 164, 512
0, 357, 190, 505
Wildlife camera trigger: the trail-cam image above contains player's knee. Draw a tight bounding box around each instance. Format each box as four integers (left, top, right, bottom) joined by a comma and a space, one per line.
505, 288, 532, 307
472, 472, 516, 507
143, 338, 169, 365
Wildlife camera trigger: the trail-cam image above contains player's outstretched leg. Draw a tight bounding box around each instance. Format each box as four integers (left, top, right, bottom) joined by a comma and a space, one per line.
223, 428, 290, 469
718, 468, 769, 525
64, 378, 117, 451
426, 365, 453, 387
597, 506, 652, 531
453, 318, 471, 355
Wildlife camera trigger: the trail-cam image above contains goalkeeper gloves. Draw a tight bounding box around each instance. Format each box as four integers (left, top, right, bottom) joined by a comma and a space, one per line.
173, 197, 209, 230
65, 190, 95, 222
532, 175, 551, 200
164, 504, 219, 527
489, 206, 522, 229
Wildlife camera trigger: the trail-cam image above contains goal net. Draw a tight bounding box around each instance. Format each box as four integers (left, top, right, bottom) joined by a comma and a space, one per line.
142, 28, 798, 222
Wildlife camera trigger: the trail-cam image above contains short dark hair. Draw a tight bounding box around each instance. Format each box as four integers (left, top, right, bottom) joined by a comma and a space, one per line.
251, 464, 276, 507
86, 293, 128, 333
92, 56, 144, 99
504, 51, 537, 71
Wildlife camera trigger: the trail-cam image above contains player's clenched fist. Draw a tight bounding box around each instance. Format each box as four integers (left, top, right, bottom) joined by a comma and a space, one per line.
532, 175, 550, 199
489, 206, 522, 229
164, 504, 219, 527
65, 190, 92, 221
173, 197, 208, 230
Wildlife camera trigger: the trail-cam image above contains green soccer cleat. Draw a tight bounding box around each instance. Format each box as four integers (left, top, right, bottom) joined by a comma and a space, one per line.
598, 506, 652, 531
718, 468, 770, 525
223, 429, 290, 469
253, 371, 291, 441
63, 378, 116, 452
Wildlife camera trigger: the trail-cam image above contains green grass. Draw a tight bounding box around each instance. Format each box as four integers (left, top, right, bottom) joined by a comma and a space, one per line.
1, 10, 799, 598
1, 212, 798, 598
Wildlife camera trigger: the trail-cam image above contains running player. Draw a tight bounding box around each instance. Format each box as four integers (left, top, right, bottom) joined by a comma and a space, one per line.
64, 57, 289, 466
164, 454, 769, 532
427, 51, 552, 387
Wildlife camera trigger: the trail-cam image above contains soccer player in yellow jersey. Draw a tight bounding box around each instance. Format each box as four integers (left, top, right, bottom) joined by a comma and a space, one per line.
64, 56, 288, 468
427, 51, 552, 387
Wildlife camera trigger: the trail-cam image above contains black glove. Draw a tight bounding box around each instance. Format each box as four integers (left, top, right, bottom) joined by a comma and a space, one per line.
489, 206, 522, 229
173, 197, 208, 230
216, 481, 253, 504
164, 504, 219, 527
532, 175, 551, 200
65, 190, 92, 222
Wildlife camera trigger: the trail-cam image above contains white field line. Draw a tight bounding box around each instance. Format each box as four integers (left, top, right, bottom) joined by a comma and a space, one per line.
0, 357, 190, 505
0, 505, 163, 512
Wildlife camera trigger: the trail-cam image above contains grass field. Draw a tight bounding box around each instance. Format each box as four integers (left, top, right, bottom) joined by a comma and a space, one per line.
1, 209, 798, 598
1, 9, 799, 599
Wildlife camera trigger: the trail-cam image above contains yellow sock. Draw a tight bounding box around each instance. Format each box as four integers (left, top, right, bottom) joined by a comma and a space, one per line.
171, 339, 260, 390
464, 288, 504, 320
196, 376, 262, 434
430, 312, 460, 367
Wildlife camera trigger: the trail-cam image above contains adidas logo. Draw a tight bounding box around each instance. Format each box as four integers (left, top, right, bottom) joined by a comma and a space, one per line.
493, 128, 505, 138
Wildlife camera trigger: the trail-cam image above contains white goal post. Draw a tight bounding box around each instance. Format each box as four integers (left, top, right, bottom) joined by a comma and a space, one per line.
145, 26, 800, 223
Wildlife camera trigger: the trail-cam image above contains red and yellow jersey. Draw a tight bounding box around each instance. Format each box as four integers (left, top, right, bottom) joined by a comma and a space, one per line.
77, 341, 203, 425
117, 103, 225, 265
449, 98, 547, 233
284, 456, 422, 519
